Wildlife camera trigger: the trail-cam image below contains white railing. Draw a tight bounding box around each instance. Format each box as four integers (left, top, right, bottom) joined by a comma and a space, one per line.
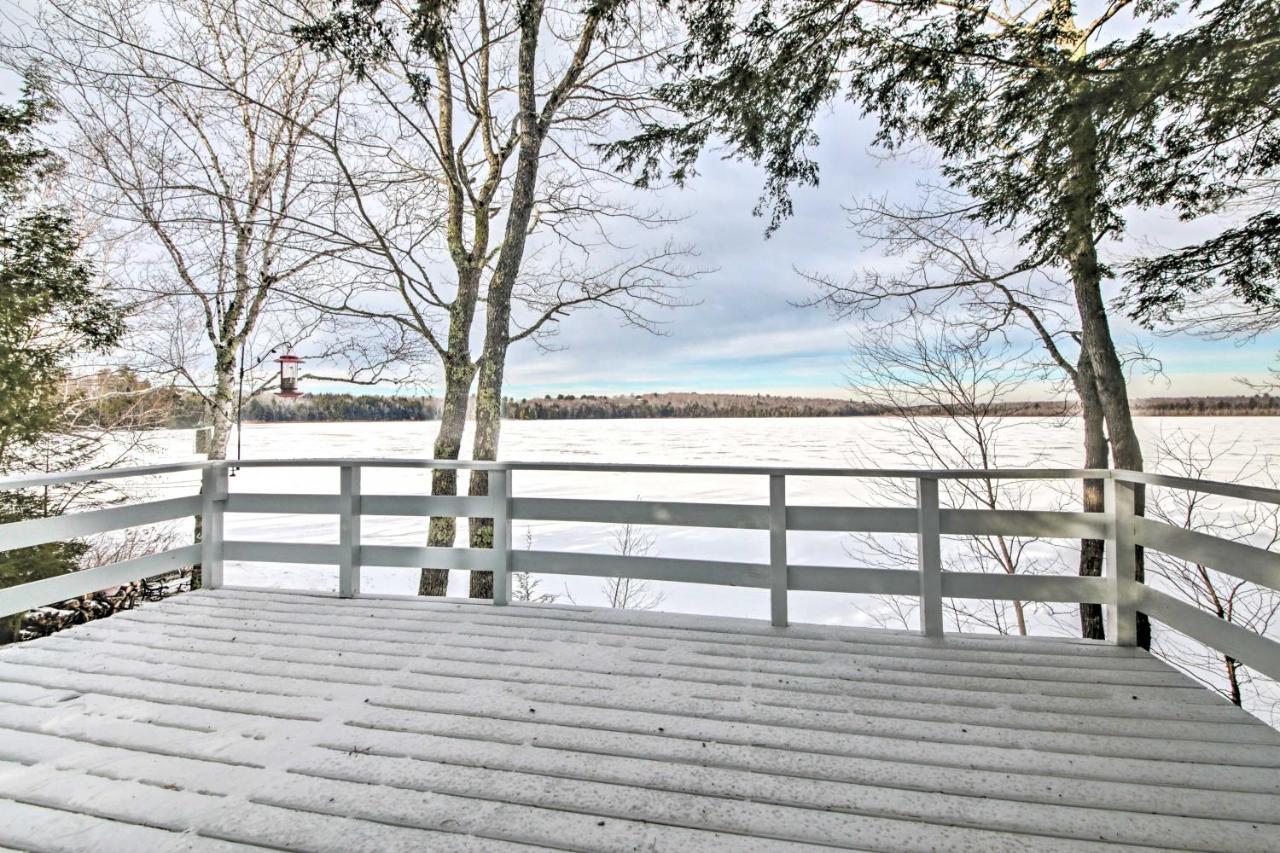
1, 459, 1278, 681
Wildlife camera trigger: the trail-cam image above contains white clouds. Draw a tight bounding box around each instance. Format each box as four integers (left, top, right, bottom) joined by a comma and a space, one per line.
309, 105, 1279, 399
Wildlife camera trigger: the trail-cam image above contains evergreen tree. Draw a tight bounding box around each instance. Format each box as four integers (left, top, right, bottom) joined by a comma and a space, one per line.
1, 79, 121, 464
1114, 0, 1280, 324
0, 492, 89, 643
0, 78, 121, 641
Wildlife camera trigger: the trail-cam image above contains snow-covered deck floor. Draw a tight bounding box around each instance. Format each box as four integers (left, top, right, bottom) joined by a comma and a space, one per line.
1, 589, 1279, 852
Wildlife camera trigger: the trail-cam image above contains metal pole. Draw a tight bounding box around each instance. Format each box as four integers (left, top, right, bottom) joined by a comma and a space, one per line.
234, 337, 247, 475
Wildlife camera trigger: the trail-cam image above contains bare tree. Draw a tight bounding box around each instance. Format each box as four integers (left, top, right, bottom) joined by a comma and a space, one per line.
11, 0, 406, 468
844, 321, 1067, 635
602, 522, 664, 611
25, 0, 697, 598
512, 529, 557, 604
1145, 430, 1280, 722
805, 193, 1148, 640
11, 0, 694, 601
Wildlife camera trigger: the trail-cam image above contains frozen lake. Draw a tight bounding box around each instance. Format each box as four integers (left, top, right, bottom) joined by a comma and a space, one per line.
131, 416, 1279, 632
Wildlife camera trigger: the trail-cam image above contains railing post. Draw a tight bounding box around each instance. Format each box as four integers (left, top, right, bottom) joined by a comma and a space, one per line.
200, 464, 227, 590
1105, 477, 1138, 646
492, 468, 512, 606
338, 464, 362, 598
917, 476, 943, 637
769, 473, 788, 627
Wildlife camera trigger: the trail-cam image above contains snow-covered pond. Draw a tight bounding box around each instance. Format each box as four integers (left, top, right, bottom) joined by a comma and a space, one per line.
124, 416, 1280, 632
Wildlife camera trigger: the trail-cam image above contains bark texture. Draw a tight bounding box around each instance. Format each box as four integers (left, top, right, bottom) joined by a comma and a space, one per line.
1063, 102, 1149, 647
1076, 352, 1108, 640
422, 358, 476, 596
467, 0, 608, 597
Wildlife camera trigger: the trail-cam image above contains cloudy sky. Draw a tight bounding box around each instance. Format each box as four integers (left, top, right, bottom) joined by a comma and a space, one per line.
464, 112, 1276, 403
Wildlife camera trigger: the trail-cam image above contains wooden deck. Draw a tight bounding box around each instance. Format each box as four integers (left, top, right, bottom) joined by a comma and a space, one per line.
1, 589, 1278, 852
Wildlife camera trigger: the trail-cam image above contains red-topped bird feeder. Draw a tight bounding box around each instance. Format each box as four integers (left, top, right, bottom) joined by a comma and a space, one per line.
274, 352, 304, 399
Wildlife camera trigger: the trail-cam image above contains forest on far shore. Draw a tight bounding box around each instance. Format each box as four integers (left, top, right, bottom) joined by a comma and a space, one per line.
70, 372, 1280, 425
504, 392, 1280, 420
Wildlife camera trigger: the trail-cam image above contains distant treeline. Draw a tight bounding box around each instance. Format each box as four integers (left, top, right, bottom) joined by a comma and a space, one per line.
505, 392, 1280, 420
1131, 395, 1280, 416
243, 394, 439, 422
70, 372, 441, 426
979, 395, 1280, 418
71, 371, 1280, 425
503, 392, 883, 420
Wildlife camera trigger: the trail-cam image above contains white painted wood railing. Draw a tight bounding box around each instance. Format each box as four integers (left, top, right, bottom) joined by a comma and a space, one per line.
1, 459, 1278, 681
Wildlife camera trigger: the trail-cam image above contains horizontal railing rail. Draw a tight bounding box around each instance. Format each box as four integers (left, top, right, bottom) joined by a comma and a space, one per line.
0, 458, 1117, 482
0, 460, 210, 490
0, 545, 201, 618
1113, 469, 1280, 506
1, 496, 202, 552
0, 458, 1276, 682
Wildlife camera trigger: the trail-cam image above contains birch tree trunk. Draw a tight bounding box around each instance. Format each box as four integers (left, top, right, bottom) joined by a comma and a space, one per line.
206, 352, 238, 463
191, 350, 237, 591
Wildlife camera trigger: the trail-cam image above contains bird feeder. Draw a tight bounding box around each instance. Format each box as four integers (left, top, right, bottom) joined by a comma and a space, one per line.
274, 353, 304, 399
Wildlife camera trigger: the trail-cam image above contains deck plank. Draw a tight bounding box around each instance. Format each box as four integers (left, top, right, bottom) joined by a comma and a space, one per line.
0, 795, 268, 853
1, 589, 1278, 852
200, 587, 1161, 658
98, 610, 1251, 723
26, 629, 1279, 750
166, 591, 1176, 668
105, 602, 1220, 698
